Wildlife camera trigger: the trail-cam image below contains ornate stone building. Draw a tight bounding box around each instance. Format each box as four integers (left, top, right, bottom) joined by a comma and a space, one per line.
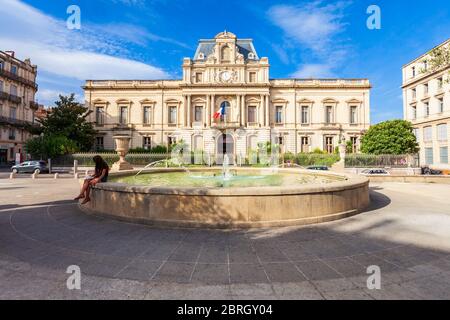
84, 32, 371, 161
0, 51, 38, 165
403, 38, 450, 166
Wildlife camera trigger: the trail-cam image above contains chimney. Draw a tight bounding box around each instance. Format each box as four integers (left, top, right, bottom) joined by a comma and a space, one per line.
5, 51, 15, 58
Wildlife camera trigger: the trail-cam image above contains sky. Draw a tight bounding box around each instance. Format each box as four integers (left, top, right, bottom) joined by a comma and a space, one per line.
1, 0, 449, 124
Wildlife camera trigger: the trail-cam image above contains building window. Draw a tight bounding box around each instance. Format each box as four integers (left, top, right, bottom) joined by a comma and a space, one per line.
194, 106, 203, 122
325, 137, 334, 154
438, 77, 443, 89
247, 106, 257, 123
119, 106, 128, 124
301, 106, 309, 124
413, 128, 419, 141
424, 126, 433, 142
0, 80, 3, 92
143, 106, 151, 125
95, 107, 104, 125
350, 106, 357, 124
301, 136, 310, 153
10, 85, 17, 97
424, 83, 429, 95
275, 106, 283, 124
195, 73, 203, 83
95, 137, 104, 151
9, 128, 15, 140
249, 72, 257, 83
438, 98, 444, 113
169, 106, 177, 124
411, 105, 417, 120
425, 147, 434, 165
440, 147, 449, 164
168, 136, 177, 146
350, 137, 358, 153
221, 46, 231, 62
424, 102, 430, 117
423, 60, 428, 71
10, 65, 17, 75
325, 106, 333, 124
411, 88, 416, 100
412, 66, 416, 77
143, 137, 152, 150
0, 60, 3, 70
10, 107, 16, 119
437, 124, 447, 141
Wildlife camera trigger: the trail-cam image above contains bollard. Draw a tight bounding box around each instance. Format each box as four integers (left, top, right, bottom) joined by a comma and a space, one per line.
48, 158, 52, 174
74, 173, 80, 179
54, 173, 59, 179
73, 160, 78, 176
9, 172, 16, 179
85, 170, 90, 177
31, 172, 38, 179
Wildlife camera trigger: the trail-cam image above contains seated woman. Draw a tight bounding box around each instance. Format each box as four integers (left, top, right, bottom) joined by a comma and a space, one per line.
74, 155, 109, 204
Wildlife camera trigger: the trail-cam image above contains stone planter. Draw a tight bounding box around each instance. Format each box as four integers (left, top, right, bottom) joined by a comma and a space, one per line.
111, 135, 133, 172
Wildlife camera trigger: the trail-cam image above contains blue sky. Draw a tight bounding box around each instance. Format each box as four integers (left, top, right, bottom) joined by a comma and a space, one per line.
1, 0, 449, 123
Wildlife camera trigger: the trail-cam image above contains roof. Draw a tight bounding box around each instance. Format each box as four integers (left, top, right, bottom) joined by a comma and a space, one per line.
193, 39, 259, 61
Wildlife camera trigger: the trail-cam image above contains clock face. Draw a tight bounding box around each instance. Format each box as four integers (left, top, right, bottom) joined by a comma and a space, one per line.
221, 71, 231, 82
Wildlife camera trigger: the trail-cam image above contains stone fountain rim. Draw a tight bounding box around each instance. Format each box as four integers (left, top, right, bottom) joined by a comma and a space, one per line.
93, 167, 368, 196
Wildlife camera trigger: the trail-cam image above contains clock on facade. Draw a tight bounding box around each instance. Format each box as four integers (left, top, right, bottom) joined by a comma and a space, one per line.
220, 71, 232, 82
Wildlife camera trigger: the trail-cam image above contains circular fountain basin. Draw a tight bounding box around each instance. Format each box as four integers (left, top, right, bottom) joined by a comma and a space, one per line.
81, 168, 370, 228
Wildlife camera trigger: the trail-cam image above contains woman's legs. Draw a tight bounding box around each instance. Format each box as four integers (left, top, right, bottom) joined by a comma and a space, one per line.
74, 180, 90, 200
81, 182, 93, 204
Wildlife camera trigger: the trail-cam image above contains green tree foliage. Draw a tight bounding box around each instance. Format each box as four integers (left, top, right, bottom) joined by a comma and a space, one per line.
37, 94, 96, 151
360, 120, 419, 155
420, 45, 450, 81
25, 135, 78, 159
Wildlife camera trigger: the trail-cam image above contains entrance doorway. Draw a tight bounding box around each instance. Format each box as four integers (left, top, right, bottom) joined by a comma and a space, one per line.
0, 149, 7, 165
217, 133, 234, 164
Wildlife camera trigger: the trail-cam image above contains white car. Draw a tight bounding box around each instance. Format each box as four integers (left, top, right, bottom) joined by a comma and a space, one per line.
361, 169, 390, 176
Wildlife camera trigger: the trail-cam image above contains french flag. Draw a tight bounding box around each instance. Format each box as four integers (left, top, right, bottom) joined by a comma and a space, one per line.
213, 102, 227, 119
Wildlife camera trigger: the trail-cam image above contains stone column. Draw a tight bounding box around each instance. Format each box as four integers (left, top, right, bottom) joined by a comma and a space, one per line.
187, 95, 191, 128
241, 95, 246, 126
206, 94, 210, 127
210, 95, 215, 126
183, 95, 187, 127
260, 94, 265, 127
237, 94, 242, 126
265, 95, 270, 127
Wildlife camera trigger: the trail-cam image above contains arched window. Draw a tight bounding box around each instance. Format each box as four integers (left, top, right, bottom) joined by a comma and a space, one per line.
221, 46, 231, 62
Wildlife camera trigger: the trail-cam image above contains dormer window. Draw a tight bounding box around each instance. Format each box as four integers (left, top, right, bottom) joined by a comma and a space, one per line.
412, 66, 416, 78
221, 46, 231, 62
195, 72, 203, 83
423, 60, 428, 71
248, 52, 255, 60
198, 52, 205, 60
249, 72, 257, 83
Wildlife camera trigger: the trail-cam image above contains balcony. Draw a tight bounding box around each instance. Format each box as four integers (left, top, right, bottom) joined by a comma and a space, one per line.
211, 120, 241, 130
29, 101, 39, 110
0, 91, 22, 104
0, 68, 38, 89
0, 115, 39, 129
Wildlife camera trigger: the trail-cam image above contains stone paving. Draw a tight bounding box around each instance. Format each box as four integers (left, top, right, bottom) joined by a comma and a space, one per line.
1, 177, 450, 299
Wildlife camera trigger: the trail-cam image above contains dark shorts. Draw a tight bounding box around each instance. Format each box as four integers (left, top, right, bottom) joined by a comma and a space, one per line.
100, 176, 108, 183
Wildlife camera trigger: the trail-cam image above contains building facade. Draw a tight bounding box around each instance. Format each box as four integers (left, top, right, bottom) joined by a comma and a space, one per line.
0, 51, 38, 165
84, 32, 371, 162
402, 38, 450, 166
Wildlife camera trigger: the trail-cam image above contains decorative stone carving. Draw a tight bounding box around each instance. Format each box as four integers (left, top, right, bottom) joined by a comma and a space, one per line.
111, 135, 133, 171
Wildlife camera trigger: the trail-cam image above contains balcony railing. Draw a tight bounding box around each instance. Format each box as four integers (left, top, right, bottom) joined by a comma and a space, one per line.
0, 91, 22, 104
0, 68, 38, 89
29, 101, 39, 110
211, 120, 241, 130
0, 115, 39, 129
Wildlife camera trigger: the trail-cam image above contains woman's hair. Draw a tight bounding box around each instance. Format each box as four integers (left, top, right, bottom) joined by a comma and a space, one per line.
93, 155, 109, 170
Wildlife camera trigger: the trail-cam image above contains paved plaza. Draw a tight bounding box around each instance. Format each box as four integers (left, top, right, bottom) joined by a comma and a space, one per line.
1, 177, 450, 299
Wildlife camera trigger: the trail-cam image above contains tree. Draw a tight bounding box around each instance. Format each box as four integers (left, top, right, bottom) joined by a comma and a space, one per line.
25, 135, 78, 159
420, 44, 450, 81
37, 94, 96, 151
360, 120, 419, 155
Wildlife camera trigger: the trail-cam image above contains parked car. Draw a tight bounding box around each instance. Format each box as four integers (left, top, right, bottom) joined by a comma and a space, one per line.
11, 161, 49, 174
306, 165, 329, 171
361, 169, 390, 176
421, 166, 442, 175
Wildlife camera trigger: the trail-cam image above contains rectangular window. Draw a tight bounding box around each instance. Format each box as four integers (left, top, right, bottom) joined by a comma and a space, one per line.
424, 126, 433, 142
247, 106, 257, 123
276, 136, 284, 145
0, 60, 4, 70
412, 88, 416, 99
0, 80, 3, 92
438, 98, 444, 113
143, 137, 152, 150
425, 147, 434, 165
325, 106, 333, 124
119, 106, 128, 124
9, 128, 15, 140
10, 107, 16, 119
95, 107, 104, 125
438, 77, 443, 89
412, 66, 416, 77
169, 106, 177, 124
301, 136, 309, 153
195, 73, 203, 83
95, 137, 104, 151
413, 128, 419, 141
10, 85, 17, 96
249, 72, 257, 83
437, 124, 447, 141
301, 106, 309, 124
424, 83, 428, 95
440, 147, 449, 164
143, 106, 151, 125
424, 102, 429, 117
423, 60, 428, 71
350, 106, 357, 124
411, 106, 417, 120
194, 106, 203, 122
275, 106, 283, 124
10, 65, 17, 75
350, 137, 358, 153
325, 137, 334, 154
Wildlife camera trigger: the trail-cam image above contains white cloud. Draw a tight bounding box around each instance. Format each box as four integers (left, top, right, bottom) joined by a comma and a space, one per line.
0, 0, 169, 82
268, 1, 348, 55
37, 89, 83, 104
291, 63, 335, 78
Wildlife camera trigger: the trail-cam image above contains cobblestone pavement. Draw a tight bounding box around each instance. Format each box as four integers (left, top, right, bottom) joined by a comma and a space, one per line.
1, 177, 450, 299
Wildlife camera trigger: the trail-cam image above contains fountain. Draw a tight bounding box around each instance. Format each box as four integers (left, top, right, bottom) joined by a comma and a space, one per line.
111, 135, 133, 172
222, 154, 232, 181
